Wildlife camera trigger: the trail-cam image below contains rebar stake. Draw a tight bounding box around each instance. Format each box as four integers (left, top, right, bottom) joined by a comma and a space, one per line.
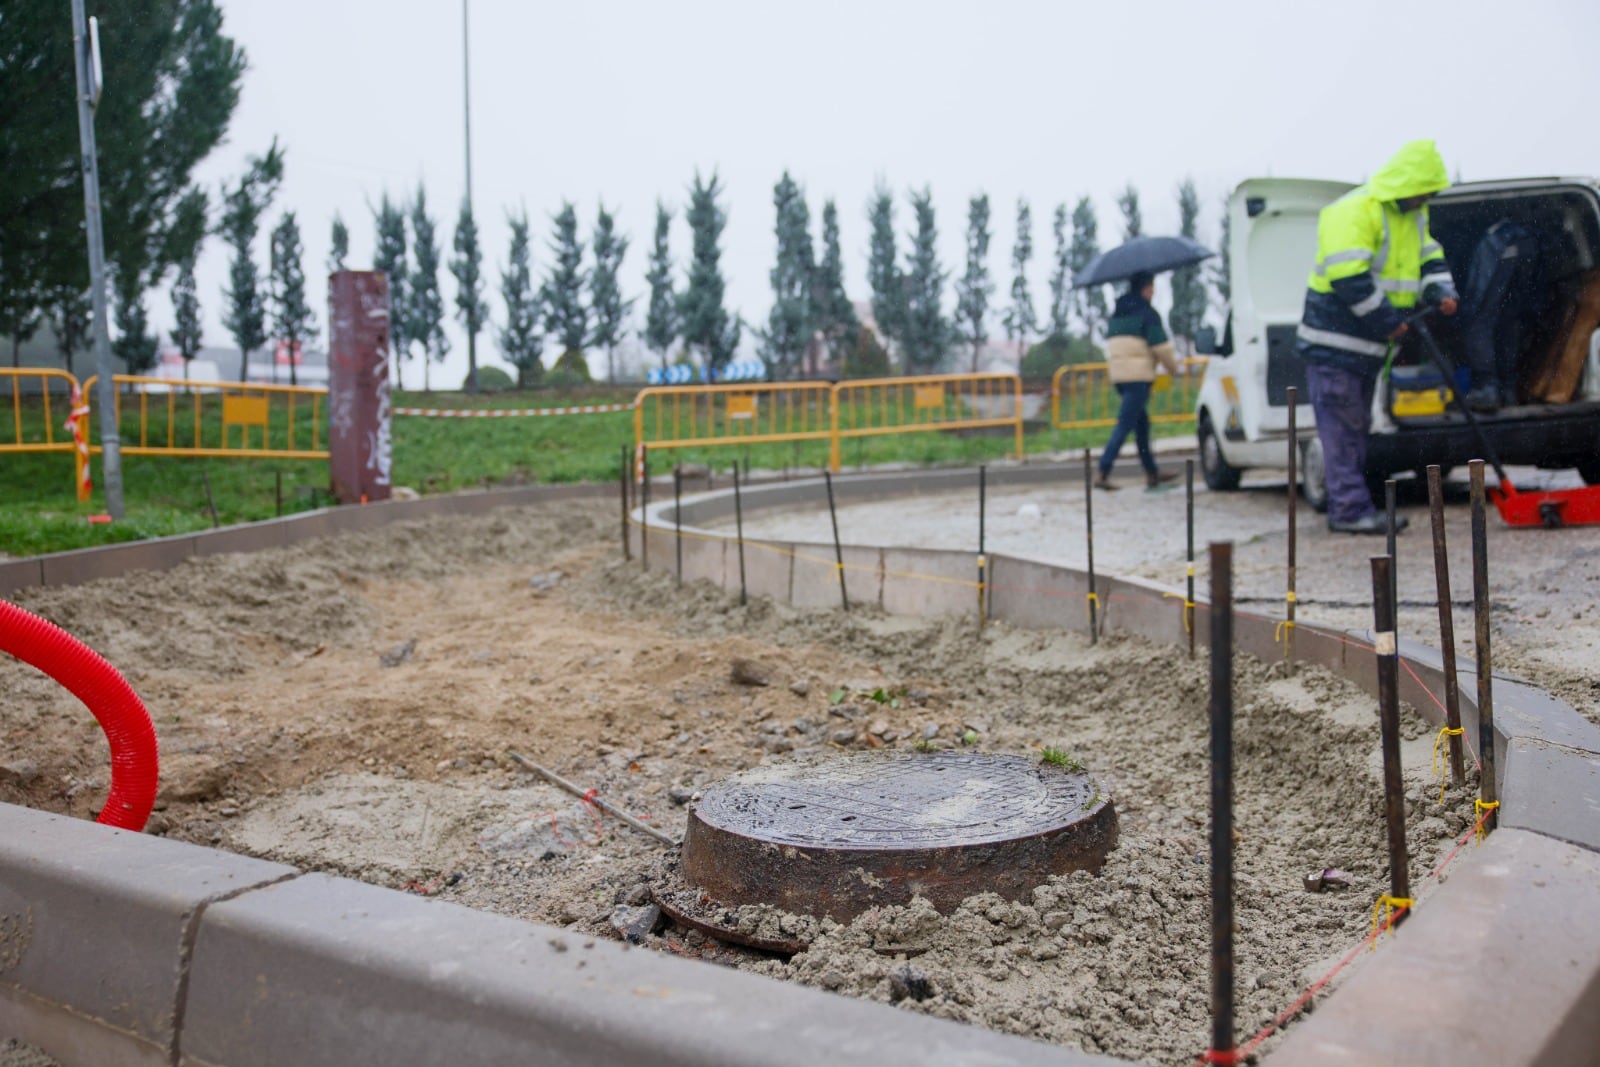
1469, 460, 1498, 833
824, 470, 848, 613
732, 464, 748, 607
1372, 554, 1412, 924
1208, 540, 1236, 1064
1426, 465, 1466, 785
1084, 449, 1098, 644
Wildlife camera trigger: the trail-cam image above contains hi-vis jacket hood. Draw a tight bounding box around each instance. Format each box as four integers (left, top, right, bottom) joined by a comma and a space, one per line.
1363, 139, 1451, 202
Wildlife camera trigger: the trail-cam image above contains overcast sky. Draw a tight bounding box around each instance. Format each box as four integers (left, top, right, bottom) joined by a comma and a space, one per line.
159, 0, 1600, 384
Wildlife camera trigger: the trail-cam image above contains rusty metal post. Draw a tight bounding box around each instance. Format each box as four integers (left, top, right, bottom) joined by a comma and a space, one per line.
1084, 449, 1098, 644
275, 470, 283, 518
1470, 460, 1498, 831
619, 444, 631, 562
673, 464, 683, 588
977, 464, 988, 627
1208, 541, 1236, 1064
1426, 465, 1466, 784
1186, 458, 1196, 658
1285, 385, 1298, 662
824, 470, 849, 612
328, 271, 393, 505
640, 445, 650, 571
732, 464, 748, 607
1385, 478, 1399, 618
1372, 554, 1412, 923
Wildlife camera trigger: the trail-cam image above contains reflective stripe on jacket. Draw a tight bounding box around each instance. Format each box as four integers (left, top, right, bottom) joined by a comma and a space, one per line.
1296, 139, 1460, 374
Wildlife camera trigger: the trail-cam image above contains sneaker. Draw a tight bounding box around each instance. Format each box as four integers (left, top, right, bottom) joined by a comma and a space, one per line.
1464, 385, 1500, 413
1328, 513, 1409, 535
1094, 473, 1118, 491
1146, 469, 1179, 488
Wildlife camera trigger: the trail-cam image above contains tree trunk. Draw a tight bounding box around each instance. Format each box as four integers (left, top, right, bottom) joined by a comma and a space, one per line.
288, 340, 298, 387
11, 337, 19, 368
394, 350, 406, 392
240, 347, 250, 383
423, 356, 431, 394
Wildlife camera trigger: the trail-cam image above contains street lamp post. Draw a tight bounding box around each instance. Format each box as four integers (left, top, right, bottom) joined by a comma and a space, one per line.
70, 0, 125, 519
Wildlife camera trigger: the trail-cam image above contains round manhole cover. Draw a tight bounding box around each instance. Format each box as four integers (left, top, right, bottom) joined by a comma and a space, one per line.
679, 750, 1116, 921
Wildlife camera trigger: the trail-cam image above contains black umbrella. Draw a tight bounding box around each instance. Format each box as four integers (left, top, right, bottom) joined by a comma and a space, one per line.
1072, 235, 1215, 288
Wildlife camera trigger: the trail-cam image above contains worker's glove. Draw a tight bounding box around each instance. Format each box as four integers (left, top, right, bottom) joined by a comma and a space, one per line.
1438, 297, 1459, 316
1388, 322, 1410, 339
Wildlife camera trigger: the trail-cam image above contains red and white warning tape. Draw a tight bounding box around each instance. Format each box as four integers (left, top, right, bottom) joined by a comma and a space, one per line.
393, 403, 633, 418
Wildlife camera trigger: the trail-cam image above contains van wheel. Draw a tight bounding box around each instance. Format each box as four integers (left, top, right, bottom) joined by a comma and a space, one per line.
1199, 414, 1243, 491
1300, 438, 1329, 513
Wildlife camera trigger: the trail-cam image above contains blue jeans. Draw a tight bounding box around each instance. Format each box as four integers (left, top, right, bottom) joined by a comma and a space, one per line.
1099, 382, 1156, 477
1306, 363, 1378, 523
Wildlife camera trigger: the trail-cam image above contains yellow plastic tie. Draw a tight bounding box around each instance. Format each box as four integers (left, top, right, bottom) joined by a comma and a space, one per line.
1285, 591, 1297, 605
1474, 799, 1500, 842
1186, 563, 1196, 579
1086, 591, 1100, 625
1273, 591, 1299, 646
1369, 894, 1414, 945
1432, 726, 1465, 802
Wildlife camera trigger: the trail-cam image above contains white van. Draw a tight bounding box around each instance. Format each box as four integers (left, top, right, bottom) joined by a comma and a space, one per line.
1194, 177, 1600, 508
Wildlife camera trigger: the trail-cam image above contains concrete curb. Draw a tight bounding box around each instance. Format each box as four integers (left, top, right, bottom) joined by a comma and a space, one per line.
3, 464, 1598, 1065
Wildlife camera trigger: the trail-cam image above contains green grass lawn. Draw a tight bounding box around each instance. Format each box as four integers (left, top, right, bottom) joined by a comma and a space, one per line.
1, 384, 1192, 557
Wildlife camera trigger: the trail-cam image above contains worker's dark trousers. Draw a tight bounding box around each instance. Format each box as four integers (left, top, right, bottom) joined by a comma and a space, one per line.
1463, 253, 1525, 399
1305, 363, 1378, 523
1099, 381, 1157, 478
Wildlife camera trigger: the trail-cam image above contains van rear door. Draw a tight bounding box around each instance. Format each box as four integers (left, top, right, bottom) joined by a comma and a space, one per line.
1227, 179, 1352, 441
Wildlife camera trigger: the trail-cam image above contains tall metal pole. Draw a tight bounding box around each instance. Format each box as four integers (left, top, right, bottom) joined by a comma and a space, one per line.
461, 0, 478, 394
71, 0, 124, 519
1207, 541, 1236, 1064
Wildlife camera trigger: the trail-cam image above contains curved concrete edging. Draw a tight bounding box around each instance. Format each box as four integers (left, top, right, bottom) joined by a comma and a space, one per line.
1, 469, 1595, 1066
637, 462, 1600, 1066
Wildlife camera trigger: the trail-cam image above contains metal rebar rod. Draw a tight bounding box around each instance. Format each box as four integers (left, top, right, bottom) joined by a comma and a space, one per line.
674, 464, 683, 588
733, 464, 748, 607
1372, 554, 1412, 921
1186, 458, 1196, 658
978, 464, 988, 626
506, 751, 679, 847
1385, 479, 1399, 620
1470, 460, 1498, 831
1286, 385, 1298, 662
1208, 540, 1236, 1062
619, 444, 631, 562
1426, 465, 1466, 784
824, 470, 849, 612
1084, 449, 1098, 644
640, 445, 650, 570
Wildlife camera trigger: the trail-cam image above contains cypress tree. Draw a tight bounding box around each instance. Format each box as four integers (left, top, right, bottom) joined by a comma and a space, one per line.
589, 204, 634, 382
372, 195, 411, 389
813, 199, 858, 372
269, 211, 316, 386
955, 193, 993, 373
1069, 197, 1107, 341
1169, 178, 1207, 355
900, 187, 949, 374
643, 202, 678, 367
680, 171, 740, 377
408, 186, 449, 393
450, 199, 489, 393
329, 214, 350, 275
760, 171, 814, 380
170, 254, 203, 380
1002, 198, 1038, 357
543, 201, 589, 359
111, 277, 158, 374
1211, 195, 1232, 313
47, 286, 92, 380
220, 142, 284, 382
1047, 203, 1071, 340
866, 183, 904, 367
499, 211, 543, 387
1116, 183, 1143, 240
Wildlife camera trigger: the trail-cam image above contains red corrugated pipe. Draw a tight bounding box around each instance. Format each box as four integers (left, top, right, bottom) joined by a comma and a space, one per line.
0, 599, 159, 831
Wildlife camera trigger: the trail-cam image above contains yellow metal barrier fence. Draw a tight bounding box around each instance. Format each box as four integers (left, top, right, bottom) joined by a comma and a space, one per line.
2, 369, 89, 497
79, 375, 329, 460
1050, 357, 1209, 431
634, 373, 1026, 471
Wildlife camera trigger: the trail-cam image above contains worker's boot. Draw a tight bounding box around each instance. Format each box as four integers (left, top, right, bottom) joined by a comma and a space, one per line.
1146, 468, 1179, 489
1464, 385, 1500, 413
1094, 471, 1118, 491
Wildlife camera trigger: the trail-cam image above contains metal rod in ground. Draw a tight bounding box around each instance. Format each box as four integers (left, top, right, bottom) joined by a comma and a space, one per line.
978, 464, 988, 627
1186, 459, 1196, 658
732, 464, 748, 607
1285, 385, 1298, 662
824, 470, 849, 612
506, 751, 679, 847
1208, 540, 1236, 1062
202, 469, 220, 528
1470, 460, 1498, 830
1427, 465, 1466, 784
640, 445, 650, 571
1385, 479, 1399, 616
1371, 554, 1412, 920
275, 471, 283, 518
619, 444, 631, 562
673, 464, 683, 588
1084, 449, 1098, 644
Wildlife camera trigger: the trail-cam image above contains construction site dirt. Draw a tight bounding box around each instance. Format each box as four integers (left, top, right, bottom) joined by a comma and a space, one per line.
3, 485, 1588, 1065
